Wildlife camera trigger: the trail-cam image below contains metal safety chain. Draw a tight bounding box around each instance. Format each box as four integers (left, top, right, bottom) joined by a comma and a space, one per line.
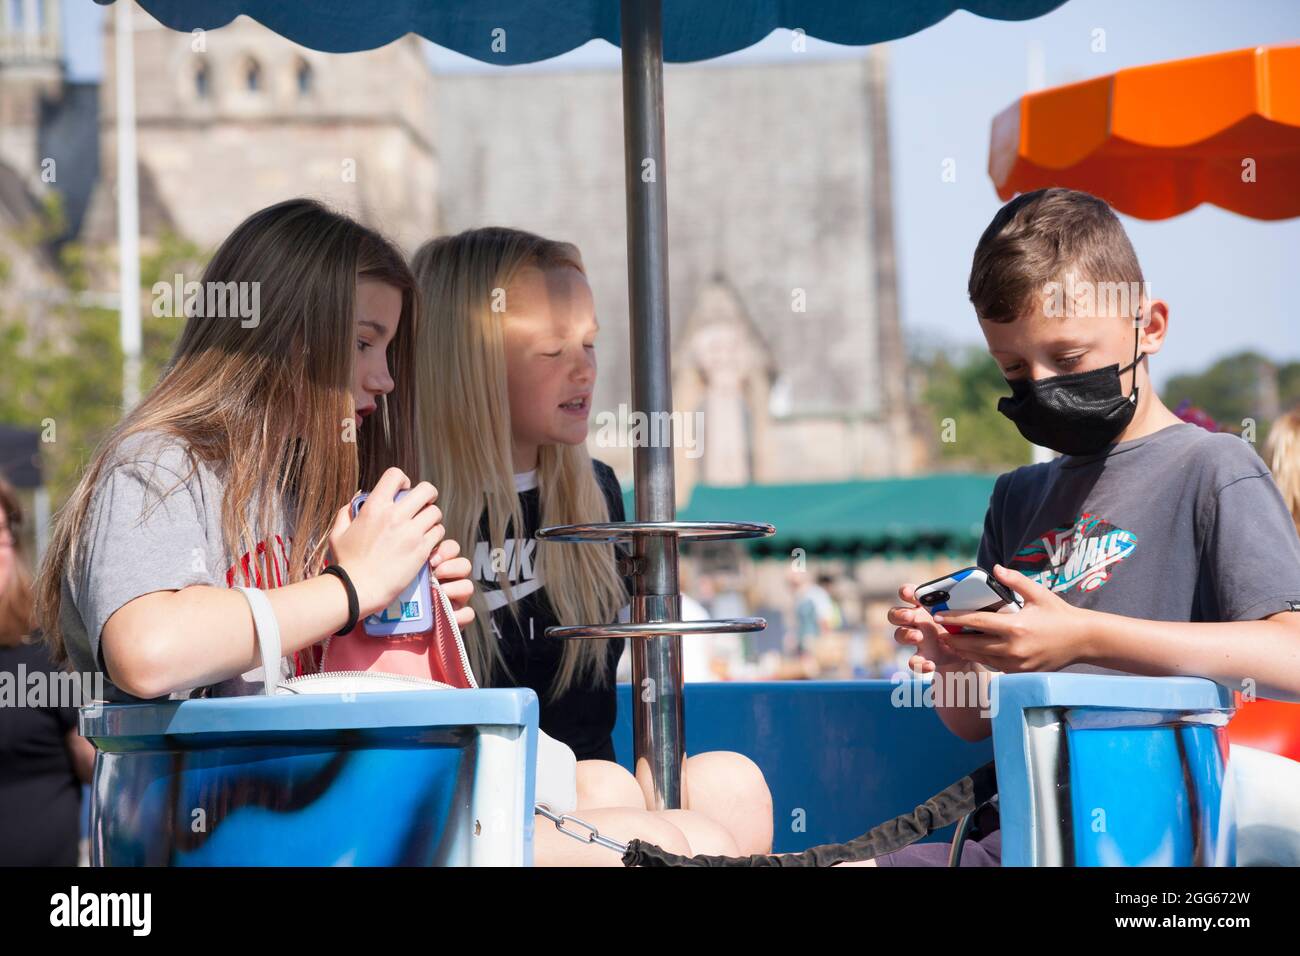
535, 803, 629, 854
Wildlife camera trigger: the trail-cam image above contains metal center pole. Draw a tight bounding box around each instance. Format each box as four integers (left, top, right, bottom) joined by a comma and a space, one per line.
620, 0, 684, 810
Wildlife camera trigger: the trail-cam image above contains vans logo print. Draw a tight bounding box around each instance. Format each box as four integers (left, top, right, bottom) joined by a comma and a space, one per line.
1012, 513, 1137, 594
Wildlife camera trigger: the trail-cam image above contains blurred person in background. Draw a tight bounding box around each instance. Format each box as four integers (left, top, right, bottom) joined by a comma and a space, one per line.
1265, 407, 1300, 534
619, 569, 744, 682
784, 567, 836, 678
809, 572, 849, 676
0, 477, 95, 865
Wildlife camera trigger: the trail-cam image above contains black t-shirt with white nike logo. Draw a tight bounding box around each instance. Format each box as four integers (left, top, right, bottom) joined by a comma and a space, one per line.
475, 459, 627, 762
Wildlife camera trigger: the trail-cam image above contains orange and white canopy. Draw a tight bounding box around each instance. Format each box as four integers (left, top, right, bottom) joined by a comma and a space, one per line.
990, 44, 1300, 220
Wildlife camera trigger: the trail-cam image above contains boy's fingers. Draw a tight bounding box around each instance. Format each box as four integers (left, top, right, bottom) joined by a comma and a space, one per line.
908, 654, 934, 675
944, 635, 1002, 662
946, 632, 1007, 653
932, 609, 1011, 634
898, 584, 919, 605
893, 626, 923, 646
992, 563, 1047, 603
887, 606, 918, 627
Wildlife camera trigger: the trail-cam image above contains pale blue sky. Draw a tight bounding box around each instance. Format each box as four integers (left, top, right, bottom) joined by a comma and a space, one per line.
64, 0, 1300, 388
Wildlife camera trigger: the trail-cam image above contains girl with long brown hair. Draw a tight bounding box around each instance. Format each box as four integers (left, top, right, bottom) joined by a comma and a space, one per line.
35, 199, 474, 703
412, 227, 773, 864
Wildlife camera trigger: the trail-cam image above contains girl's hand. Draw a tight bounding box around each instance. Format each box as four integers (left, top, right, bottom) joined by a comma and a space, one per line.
428, 537, 476, 629
889, 584, 964, 674
328, 468, 446, 618
932, 564, 1088, 673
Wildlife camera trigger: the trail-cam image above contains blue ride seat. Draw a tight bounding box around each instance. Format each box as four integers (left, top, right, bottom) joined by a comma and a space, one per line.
991, 673, 1235, 866
79, 688, 541, 866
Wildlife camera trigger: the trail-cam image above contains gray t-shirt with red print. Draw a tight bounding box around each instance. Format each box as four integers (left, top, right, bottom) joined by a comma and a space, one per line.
61, 430, 295, 702
977, 422, 1300, 677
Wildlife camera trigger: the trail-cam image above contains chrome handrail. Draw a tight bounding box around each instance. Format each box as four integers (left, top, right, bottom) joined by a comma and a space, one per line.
537, 519, 775, 543
546, 618, 767, 640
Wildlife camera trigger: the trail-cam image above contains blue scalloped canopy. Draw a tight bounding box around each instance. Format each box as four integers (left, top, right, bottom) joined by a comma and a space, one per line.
98, 0, 1069, 62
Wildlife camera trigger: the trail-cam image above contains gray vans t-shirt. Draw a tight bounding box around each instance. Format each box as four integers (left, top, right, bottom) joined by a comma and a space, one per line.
62, 431, 295, 702
978, 423, 1300, 677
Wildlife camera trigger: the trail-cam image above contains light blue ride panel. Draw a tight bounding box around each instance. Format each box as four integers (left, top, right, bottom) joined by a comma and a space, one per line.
991, 674, 1235, 866
80, 689, 539, 867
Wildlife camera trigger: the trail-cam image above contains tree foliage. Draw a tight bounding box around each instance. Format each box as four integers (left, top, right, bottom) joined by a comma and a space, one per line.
0, 215, 206, 505
918, 344, 1032, 471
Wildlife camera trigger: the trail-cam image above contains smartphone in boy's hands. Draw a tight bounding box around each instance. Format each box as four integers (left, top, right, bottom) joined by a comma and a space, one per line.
350, 490, 434, 637
914, 567, 1022, 635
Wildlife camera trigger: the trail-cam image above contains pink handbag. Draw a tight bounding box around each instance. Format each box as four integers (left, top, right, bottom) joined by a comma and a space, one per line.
317, 577, 477, 689
233, 580, 579, 813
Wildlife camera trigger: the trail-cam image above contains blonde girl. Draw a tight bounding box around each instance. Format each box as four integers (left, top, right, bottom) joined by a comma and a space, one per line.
412, 227, 773, 865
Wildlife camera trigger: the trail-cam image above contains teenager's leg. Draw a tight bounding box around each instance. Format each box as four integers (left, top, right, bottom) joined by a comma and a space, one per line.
570, 764, 738, 858
680, 751, 774, 855
533, 808, 690, 867
656, 809, 741, 857
575, 759, 646, 810
576, 750, 773, 855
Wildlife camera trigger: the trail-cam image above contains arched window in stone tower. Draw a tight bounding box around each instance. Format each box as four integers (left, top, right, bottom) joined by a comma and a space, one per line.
243, 57, 262, 93
294, 58, 314, 96
193, 61, 210, 99
676, 276, 774, 487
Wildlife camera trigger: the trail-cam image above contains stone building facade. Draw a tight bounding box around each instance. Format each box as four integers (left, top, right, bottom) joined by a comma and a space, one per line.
81, 11, 438, 252
4, 5, 922, 495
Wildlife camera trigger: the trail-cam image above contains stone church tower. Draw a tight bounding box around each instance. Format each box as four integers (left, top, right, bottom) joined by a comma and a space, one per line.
437, 52, 918, 490
0, 0, 72, 331
82, 7, 439, 253
0, 0, 62, 193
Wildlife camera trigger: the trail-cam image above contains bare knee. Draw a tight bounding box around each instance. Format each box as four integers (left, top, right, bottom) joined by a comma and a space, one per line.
658, 809, 741, 857
599, 809, 692, 857
683, 750, 774, 855
575, 759, 645, 810
685, 750, 770, 806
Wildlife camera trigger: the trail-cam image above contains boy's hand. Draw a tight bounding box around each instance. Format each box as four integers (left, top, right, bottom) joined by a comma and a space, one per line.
932, 564, 1089, 672
889, 584, 965, 674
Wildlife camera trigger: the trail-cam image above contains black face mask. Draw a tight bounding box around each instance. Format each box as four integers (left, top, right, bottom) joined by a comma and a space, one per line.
997, 326, 1143, 457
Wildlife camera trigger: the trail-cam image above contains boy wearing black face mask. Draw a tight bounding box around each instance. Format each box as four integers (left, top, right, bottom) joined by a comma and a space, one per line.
869, 187, 1300, 868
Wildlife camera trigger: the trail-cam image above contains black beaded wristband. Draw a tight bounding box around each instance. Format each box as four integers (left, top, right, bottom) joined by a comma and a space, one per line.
322, 564, 360, 636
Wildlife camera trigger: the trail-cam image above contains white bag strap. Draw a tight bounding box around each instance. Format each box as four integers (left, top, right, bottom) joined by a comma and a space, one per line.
234, 586, 282, 697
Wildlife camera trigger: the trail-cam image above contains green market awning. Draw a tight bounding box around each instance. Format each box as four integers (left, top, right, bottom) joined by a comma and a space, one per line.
624, 473, 999, 559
